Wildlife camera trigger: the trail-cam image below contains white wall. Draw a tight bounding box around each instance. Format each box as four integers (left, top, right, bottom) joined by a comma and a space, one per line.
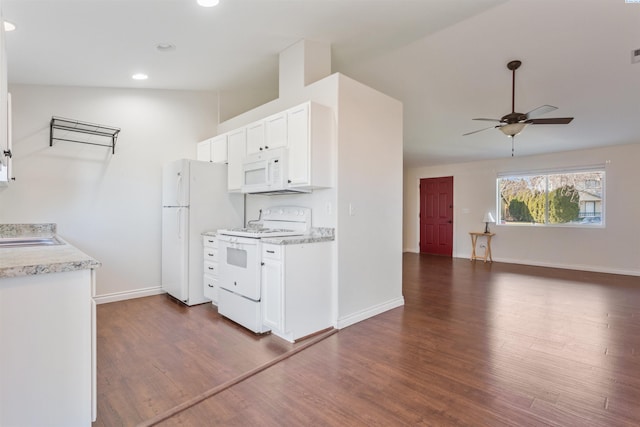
335, 75, 404, 326
0, 84, 218, 300
404, 143, 640, 276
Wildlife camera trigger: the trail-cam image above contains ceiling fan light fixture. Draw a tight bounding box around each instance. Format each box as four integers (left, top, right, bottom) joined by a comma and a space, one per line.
500, 122, 527, 137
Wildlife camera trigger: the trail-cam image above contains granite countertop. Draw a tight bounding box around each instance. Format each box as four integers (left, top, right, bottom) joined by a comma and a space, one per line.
0, 223, 101, 279
202, 227, 335, 245
261, 227, 335, 245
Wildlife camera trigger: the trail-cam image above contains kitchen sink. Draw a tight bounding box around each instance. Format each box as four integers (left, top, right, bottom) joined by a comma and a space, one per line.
0, 236, 65, 248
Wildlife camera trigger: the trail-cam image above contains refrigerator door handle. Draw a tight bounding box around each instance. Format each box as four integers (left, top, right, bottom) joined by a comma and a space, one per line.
176, 173, 183, 205
177, 208, 183, 240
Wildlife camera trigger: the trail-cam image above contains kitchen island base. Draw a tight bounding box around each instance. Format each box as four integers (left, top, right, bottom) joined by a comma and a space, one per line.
0, 268, 96, 426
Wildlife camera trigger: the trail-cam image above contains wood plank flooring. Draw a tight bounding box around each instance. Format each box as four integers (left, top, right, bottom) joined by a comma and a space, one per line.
94, 254, 640, 426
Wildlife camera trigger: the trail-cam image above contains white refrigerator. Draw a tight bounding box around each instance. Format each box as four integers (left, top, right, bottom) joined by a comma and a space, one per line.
162, 159, 243, 305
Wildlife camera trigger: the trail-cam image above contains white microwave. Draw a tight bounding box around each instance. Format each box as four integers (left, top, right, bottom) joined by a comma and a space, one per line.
241, 147, 309, 195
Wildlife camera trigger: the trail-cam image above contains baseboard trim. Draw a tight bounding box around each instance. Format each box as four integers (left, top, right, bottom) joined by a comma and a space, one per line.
336, 296, 405, 329
490, 257, 640, 277
94, 286, 165, 305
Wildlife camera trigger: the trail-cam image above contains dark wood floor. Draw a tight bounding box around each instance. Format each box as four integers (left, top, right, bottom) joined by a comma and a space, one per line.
94, 254, 640, 426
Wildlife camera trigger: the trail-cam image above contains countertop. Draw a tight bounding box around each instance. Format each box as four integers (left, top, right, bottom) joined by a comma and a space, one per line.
0, 224, 101, 279
202, 227, 335, 245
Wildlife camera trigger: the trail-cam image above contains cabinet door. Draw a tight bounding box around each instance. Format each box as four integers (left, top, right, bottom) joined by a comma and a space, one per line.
245, 120, 265, 155
287, 103, 310, 186
265, 112, 287, 150
227, 128, 246, 192
196, 139, 211, 162
0, 93, 10, 184
211, 134, 228, 164
203, 275, 218, 304
261, 257, 283, 332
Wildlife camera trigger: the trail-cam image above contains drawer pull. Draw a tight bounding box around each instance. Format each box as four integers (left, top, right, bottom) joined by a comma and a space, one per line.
208, 253, 214, 256
208, 266, 215, 270
208, 284, 214, 288
266, 250, 275, 254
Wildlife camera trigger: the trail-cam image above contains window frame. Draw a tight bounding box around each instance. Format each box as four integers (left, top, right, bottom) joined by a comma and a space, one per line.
496, 166, 605, 228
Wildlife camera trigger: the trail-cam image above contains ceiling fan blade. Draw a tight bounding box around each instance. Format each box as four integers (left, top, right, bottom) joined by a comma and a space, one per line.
525, 104, 557, 119
526, 117, 574, 125
463, 125, 498, 136
472, 118, 501, 122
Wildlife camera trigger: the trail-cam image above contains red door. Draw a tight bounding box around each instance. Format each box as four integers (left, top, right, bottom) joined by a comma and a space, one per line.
420, 176, 453, 256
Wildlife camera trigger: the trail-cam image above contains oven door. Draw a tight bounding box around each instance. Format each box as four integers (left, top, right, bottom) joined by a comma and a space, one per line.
218, 235, 262, 301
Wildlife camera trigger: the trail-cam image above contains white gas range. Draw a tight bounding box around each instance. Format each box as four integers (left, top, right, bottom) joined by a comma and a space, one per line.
216, 206, 311, 333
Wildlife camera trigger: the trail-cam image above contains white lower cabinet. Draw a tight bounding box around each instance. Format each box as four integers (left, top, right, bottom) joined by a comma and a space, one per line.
202, 235, 219, 304
261, 241, 333, 342
0, 269, 96, 426
262, 246, 283, 331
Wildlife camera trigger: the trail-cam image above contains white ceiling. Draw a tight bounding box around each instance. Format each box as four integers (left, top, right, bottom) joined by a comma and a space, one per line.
3, 0, 640, 167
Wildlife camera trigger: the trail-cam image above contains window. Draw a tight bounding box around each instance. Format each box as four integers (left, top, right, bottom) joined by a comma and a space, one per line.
497, 168, 604, 227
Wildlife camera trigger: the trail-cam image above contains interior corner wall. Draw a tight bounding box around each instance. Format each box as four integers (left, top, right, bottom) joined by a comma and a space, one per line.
0, 84, 218, 299
404, 143, 640, 276
335, 74, 404, 327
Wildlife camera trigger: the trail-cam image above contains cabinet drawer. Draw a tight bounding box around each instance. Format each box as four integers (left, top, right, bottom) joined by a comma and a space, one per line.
203, 275, 218, 304
204, 248, 218, 263
203, 236, 218, 249
204, 261, 218, 277
262, 245, 281, 260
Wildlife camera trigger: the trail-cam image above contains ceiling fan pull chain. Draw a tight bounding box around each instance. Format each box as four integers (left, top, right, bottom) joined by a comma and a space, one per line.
511, 136, 515, 157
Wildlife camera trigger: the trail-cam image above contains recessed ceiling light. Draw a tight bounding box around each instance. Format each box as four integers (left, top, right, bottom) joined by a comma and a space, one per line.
3, 21, 16, 32
132, 73, 148, 80
197, 0, 220, 7
156, 43, 176, 52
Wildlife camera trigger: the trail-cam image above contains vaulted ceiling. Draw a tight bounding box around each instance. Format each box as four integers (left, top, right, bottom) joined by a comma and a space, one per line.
4, 0, 640, 167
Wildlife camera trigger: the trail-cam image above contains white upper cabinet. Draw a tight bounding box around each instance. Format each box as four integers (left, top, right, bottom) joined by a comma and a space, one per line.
286, 102, 333, 189
226, 128, 246, 192
196, 138, 212, 162
223, 101, 333, 193
264, 112, 287, 151
245, 111, 287, 155
211, 134, 228, 164
197, 134, 228, 164
245, 120, 265, 155
0, 16, 10, 186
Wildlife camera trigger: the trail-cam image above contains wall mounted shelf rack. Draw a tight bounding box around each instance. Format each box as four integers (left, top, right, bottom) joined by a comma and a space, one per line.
50, 116, 121, 154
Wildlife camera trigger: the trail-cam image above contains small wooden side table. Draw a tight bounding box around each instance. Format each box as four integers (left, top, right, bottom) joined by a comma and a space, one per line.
469, 232, 495, 263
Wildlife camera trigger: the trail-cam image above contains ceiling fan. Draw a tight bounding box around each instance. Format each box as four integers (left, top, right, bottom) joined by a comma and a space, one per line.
464, 60, 573, 154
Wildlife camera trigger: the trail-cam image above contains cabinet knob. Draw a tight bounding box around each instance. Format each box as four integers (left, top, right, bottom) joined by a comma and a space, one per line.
208, 284, 214, 288
261, 262, 265, 266
265, 145, 269, 149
